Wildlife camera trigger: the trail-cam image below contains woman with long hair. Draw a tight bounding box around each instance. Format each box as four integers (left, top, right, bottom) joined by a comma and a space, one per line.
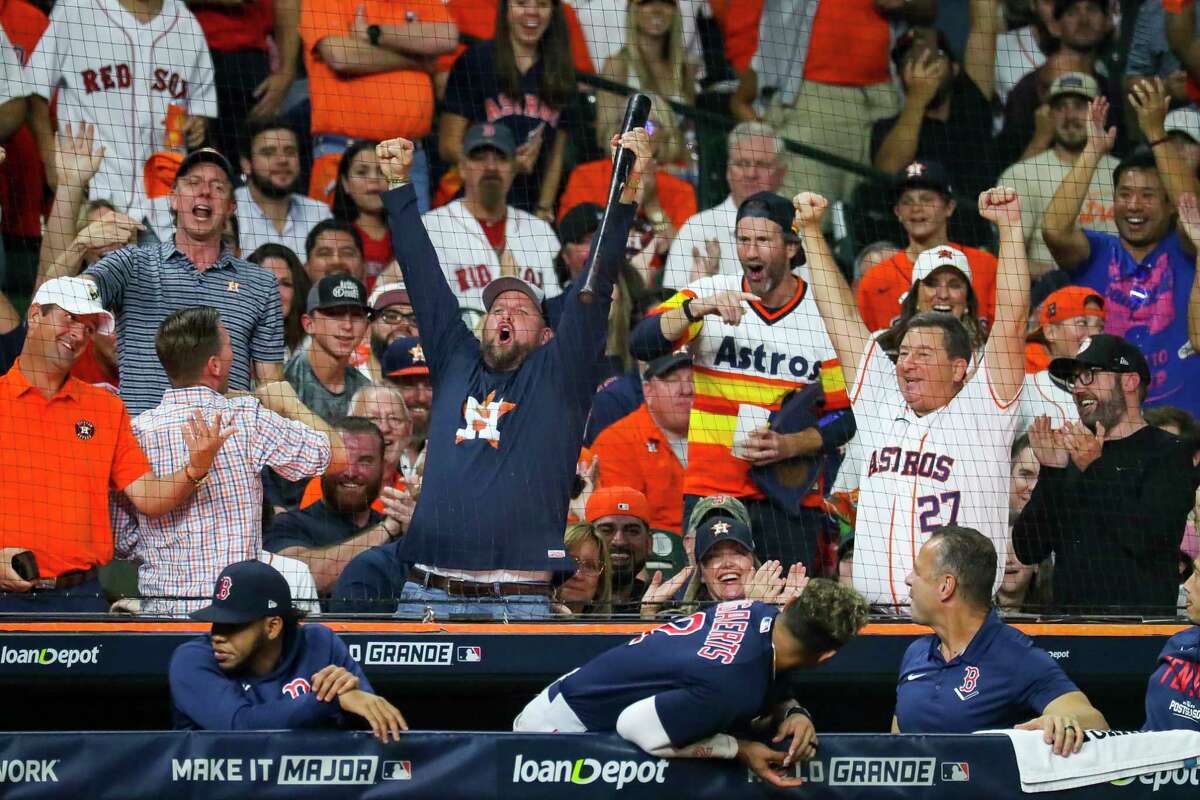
596, 0, 697, 169
248, 243, 310, 357
439, 0, 575, 218
331, 140, 393, 282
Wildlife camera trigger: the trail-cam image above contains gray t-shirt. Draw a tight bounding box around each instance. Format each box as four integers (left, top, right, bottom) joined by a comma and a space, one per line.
284, 351, 372, 425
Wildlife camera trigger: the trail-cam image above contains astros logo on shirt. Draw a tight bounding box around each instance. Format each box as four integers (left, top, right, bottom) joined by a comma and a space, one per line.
281, 678, 311, 699
455, 391, 516, 448
954, 666, 981, 701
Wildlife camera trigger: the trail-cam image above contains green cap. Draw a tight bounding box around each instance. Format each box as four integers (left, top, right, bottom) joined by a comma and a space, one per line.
687, 495, 751, 534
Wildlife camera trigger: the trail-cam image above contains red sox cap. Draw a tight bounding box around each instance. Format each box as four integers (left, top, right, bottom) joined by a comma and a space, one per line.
190, 560, 294, 624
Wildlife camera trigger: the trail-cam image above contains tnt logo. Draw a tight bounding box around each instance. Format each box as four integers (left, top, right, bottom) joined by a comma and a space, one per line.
457, 646, 482, 663
455, 391, 516, 448
216, 576, 232, 600
282, 677, 311, 699
382, 761, 412, 780
954, 666, 980, 701
941, 762, 970, 782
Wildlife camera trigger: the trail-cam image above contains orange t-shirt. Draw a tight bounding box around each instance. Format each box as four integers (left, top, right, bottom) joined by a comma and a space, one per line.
1025, 340, 1052, 374
0, 361, 151, 576
710, 0, 764, 73
302, 0, 452, 140
439, 0, 595, 75
299, 471, 408, 512
803, 0, 890, 86
590, 404, 685, 533
855, 247, 998, 333
558, 160, 697, 228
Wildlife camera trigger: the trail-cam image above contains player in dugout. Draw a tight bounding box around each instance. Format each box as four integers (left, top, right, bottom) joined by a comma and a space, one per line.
169, 560, 406, 740
1142, 549, 1200, 732
893, 525, 1108, 753
514, 579, 871, 788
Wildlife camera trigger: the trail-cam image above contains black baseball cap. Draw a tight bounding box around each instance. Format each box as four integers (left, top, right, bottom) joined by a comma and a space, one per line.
896, 160, 953, 199
695, 515, 756, 563
176, 147, 235, 184
1048, 333, 1151, 388
644, 348, 692, 381
736, 191, 805, 265
558, 203, 603, 245
463, 122, 516, 158
191, 560, 294, 624
306, 273, 368, 314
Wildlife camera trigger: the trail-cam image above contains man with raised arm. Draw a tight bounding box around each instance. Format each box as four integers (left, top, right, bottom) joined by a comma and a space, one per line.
796, 186, 1030, 612
1042, 79, 1200, 417
367, 131, 649, 619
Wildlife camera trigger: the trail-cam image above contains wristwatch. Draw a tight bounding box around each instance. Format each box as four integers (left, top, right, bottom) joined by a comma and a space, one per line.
367, 24, 382, 47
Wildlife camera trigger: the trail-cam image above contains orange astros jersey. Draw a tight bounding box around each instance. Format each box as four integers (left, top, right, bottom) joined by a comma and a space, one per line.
653, 274, 849, 503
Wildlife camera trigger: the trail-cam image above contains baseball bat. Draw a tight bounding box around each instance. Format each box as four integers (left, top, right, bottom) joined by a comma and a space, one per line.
578, 92, 652, 303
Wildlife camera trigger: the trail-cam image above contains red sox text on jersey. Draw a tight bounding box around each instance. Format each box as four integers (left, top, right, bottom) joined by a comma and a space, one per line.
81, 64, 189, 99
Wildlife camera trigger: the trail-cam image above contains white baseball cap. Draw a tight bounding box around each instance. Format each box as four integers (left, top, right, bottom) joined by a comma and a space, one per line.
32, 277, 115, 335
1165, 107, 1200, 144
911, 245, 971, 285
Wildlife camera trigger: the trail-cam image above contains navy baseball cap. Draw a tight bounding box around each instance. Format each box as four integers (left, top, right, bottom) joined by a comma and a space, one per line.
736, 191, 796, 240
383, 335, 430, 378
559, 203, 603, 245
643, 348, 692, 381
1048, 333, 1151, 388
191, 560, 294, 624
463, 122, 516, 158
896, 160, 953, 199
175, 147, 235, 184
695, 515, 755, 563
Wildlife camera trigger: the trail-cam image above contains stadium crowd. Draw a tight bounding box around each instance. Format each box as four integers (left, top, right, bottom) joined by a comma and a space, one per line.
1, 0, 1200, 628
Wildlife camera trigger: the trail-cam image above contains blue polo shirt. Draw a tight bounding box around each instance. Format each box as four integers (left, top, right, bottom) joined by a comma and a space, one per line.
1075, 229, 1200, 417
558, 600, 780, 748
1143, 626, 1200, 731
895, 611, 1078, 733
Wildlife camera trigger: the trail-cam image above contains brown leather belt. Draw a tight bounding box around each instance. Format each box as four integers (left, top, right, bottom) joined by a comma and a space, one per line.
33, 567, 99, 591
407, 567, 551, 598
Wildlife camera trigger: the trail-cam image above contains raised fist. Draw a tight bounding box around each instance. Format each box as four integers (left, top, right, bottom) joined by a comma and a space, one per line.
977, 185, 1021, 226
375, 138, 415, 183
792, 192, 829, 227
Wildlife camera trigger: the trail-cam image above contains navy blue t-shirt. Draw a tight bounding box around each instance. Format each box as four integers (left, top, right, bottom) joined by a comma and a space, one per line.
169, 623, 371, 730
895, 611, 1078, 733
1143, 625, 1200, 731
559, 600, 779, 748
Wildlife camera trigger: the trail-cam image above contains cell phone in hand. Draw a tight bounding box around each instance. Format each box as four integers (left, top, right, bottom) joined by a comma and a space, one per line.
11, 550, 38, 581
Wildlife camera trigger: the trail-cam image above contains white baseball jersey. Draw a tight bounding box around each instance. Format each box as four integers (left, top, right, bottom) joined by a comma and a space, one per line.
24, 0, 217, 217
421, 199, 563, 313
1, 24, 24, 107
1016, 370, 1080, 436
849, 336, 1019, 610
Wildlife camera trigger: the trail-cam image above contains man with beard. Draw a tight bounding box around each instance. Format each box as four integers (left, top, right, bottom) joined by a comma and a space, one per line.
1043, 80, 1200, 416
1013, 335, 1197, 614
355, 282, 417, 382
871, 15, 999, 246
586, 487, 653, 611
169, 560, 407, 738
999, 74, 1120, 275
119, 307, 344, 617
591, 351, 693, 533
382, 335, 430, 482
857, 160, 999, 331
422, 123, 561, 314
631, 191, 855, 573
266, 417, 413, 596
235, 119, 332, 256
371, 129, 645, 619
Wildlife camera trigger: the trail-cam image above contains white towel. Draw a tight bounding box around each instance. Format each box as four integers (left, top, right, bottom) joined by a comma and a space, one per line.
992, 729, 1200, 793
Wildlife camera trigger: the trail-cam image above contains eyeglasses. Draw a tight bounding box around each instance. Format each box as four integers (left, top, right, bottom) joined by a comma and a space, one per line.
1069, 367, 1102, 387
574, 560, 605, 577
377, 309, 416, 325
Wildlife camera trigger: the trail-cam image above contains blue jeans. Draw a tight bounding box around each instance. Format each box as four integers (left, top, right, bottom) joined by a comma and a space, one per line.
313, 134, 430, 213
394, 581, 552, 621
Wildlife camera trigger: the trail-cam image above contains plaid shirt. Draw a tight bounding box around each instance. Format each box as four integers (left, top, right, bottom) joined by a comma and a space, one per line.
115, 387, 330, 616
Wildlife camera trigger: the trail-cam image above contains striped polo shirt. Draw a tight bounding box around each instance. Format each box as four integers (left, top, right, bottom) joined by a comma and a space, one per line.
86, 243, 284, 413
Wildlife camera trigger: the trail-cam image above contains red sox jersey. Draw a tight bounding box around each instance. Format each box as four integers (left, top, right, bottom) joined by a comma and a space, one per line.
421, 199, 563, 313
849, 336, 1019, 610
24, 0, 217, 217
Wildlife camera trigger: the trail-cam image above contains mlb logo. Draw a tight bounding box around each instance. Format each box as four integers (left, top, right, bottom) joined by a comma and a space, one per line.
940, 762, 970, 782
457, 646, 482, 663
382, 761, 412, 781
